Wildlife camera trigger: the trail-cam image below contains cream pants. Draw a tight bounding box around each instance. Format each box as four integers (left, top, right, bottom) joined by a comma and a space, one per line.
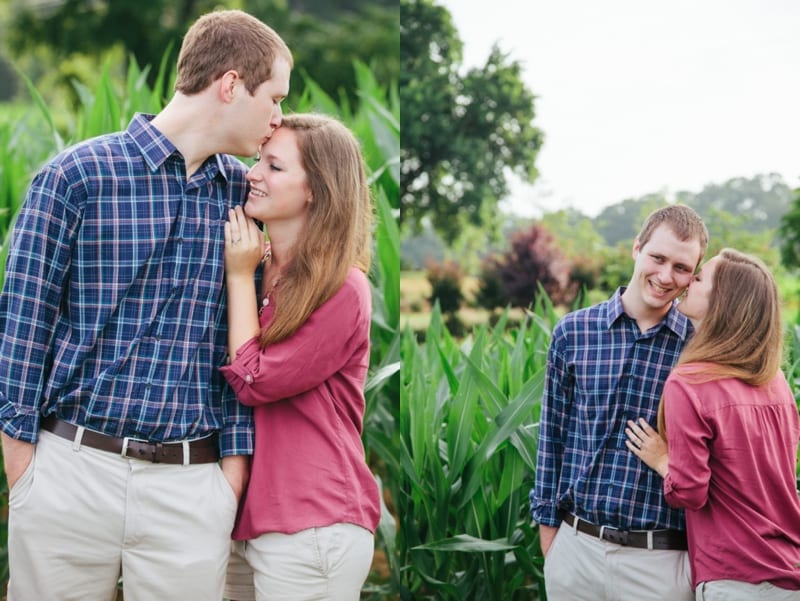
544, 519, 693, 600
7, 429, 237, 601
224, 523, 374, 601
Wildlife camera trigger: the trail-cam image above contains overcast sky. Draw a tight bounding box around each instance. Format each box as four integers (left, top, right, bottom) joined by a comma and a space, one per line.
436, 0, 800, 217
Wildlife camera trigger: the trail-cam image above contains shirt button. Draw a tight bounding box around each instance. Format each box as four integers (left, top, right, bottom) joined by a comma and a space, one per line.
245, 374, 253, 384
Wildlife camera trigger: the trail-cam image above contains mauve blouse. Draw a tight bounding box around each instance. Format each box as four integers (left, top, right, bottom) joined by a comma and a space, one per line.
220, 267, 380, 539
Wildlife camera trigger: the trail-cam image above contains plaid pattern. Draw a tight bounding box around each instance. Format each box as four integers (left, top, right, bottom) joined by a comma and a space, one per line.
531, 288, 691, 530
0, 114, 254, 456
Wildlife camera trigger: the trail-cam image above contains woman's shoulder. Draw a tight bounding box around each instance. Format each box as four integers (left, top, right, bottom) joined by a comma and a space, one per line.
343, 266, 371, 296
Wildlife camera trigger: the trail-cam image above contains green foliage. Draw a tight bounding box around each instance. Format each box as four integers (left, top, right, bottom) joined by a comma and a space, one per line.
426, 259, 465, 315
596, 243, 636, 295
3, 1, 399, 113
678, 172, 792, 232
593, 195, 667, 248
780, 185, 800, 271
383, 303, 558, 599
400, 0, 542, 244
703, 206, 779, 264
7, 0, 220, 91
593, 175, 793, 250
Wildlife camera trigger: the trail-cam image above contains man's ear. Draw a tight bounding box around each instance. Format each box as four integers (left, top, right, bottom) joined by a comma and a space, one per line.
219, 70, 240, 103
632, 236, 642, 260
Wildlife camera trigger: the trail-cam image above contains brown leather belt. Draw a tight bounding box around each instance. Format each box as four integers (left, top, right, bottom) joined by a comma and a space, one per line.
41, 415, 219, 465
563, 513, 687, 551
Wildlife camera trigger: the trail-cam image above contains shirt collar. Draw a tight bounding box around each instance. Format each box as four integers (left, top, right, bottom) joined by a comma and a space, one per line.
126, 113, 231, 182
606, 286, 691, 340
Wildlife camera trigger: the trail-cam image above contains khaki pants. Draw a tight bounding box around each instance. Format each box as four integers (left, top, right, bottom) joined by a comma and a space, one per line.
696, 580, 800, 600
7, 429, 237, 601
225, 524, 374, 601
544, 520, 693, 601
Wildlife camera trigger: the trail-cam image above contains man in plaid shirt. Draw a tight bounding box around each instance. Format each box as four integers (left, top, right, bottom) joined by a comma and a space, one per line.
0, 10, 291, 600
531, 204, 708, 600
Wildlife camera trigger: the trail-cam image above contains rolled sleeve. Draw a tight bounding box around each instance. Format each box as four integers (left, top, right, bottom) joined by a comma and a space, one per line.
662, 376, 712, 510
220, 272, 369, 408
0, 398, 42, 443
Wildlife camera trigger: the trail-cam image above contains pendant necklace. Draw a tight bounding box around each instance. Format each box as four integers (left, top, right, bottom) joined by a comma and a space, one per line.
260, 277, 281, 313
259, 247, 280, 314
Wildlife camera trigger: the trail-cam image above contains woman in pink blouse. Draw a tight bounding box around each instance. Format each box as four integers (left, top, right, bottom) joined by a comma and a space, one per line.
626, 248, 800, 600
220, 113, 380, 600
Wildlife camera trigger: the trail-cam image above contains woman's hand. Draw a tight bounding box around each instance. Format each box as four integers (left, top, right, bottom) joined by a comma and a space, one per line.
625, 418, 669, 477
224, 206, 266, 278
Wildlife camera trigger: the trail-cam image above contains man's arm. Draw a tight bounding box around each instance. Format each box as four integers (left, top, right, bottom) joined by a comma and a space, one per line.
1, 432, 35, 490
220, 455, 250, 502
531, 334, 570, 534
539, 524, 559, 556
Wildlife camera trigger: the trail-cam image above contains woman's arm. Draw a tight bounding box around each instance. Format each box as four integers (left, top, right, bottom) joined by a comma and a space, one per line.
224, 207, 265, 361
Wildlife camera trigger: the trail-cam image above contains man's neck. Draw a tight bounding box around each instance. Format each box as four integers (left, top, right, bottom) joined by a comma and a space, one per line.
620, 289, 670, 333
151, 93, 223, 178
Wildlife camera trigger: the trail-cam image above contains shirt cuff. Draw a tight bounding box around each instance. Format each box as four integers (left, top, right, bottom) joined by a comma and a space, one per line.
219, 337, 262, 394
0, 401, 40, 444
530, 501, 561, 527
218, 421, 254, 458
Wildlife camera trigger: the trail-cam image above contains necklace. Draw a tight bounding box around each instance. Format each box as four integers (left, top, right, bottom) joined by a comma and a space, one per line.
260, 277, 281, 313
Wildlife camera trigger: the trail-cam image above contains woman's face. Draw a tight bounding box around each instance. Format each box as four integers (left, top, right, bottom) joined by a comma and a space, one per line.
244, 127, 311, 225
678, 255, 719, 322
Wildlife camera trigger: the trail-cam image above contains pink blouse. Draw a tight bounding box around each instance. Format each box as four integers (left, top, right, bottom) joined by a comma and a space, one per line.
220, 267, 380, 538
663, 365, 800, 590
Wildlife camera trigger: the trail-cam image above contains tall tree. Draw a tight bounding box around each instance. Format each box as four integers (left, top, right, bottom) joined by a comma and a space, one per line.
779, 185, 800, 271
400, 0, 542, 244
677, 173, 791, 231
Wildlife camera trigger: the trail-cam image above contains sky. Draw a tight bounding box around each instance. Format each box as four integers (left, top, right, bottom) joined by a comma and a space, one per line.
436, 0, 800, 217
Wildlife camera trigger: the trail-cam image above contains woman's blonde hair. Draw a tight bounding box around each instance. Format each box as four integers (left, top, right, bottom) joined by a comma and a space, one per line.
175, 10, 292, 96
260, 113, 373, 347
657, 248, 784, 435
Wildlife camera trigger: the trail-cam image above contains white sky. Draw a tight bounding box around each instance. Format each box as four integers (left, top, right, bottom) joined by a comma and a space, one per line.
436, 0, 800, 217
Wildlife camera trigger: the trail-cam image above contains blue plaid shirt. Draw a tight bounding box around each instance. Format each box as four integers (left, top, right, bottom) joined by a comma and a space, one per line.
530, 288, 691, 531
0, 114, 254, 456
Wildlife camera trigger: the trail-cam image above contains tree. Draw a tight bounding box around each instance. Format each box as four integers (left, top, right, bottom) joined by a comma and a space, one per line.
400, 0, 542, 244
593, 196, 667, 247
780, 185, 800, 271
476, 223, 573, 309
678, 173, 791, 232
6, 0, 219, 91
4, 0, 398, 109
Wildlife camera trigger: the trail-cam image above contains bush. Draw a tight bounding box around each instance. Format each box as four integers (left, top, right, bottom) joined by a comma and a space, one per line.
425, 259, 464, 315
476, 223, 574, 310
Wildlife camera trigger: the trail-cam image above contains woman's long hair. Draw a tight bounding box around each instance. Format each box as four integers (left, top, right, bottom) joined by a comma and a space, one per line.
657, 248, 784, 435
259, 113, 373, 347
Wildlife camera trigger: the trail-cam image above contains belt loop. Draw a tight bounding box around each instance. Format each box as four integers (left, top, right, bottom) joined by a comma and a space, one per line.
181, 440, 190, 466
646, 530, 654, 550
72, 426, 85, 452
121, 437, 130, 459
570, 514, 579, 533
599, 525, 606, 541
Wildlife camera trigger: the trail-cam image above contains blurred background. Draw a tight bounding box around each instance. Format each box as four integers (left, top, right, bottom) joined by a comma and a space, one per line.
0, 0, 398, 115
400, 0, 800, 337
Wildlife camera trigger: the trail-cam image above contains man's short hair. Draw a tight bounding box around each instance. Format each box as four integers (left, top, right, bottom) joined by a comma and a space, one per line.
175, 9, 292, 96
637, 204, 709, 266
